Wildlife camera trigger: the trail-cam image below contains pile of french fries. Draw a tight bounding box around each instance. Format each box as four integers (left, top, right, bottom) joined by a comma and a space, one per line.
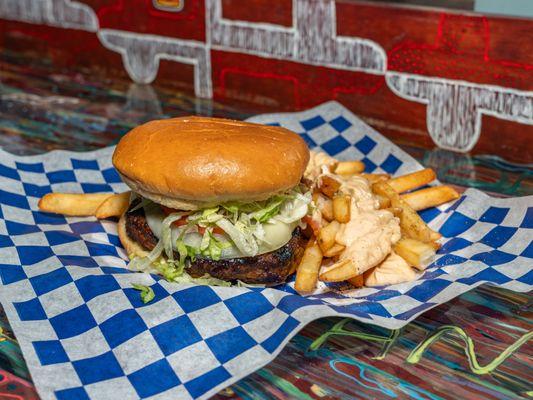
294, 160, 460, 293
38, 158, 459, 294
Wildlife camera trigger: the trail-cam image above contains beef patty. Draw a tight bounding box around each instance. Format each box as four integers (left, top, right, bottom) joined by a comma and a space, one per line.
125, 202, 307, 284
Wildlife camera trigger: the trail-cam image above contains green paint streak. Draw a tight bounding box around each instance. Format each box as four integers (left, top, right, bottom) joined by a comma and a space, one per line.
406, 325, 533, 375
373, 328, 402, 360
309, 320, 532, 377
309, 319, 394, 352
256, 369, 315, 400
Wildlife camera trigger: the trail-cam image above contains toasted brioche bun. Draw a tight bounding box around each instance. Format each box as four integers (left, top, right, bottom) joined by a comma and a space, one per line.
112, 116, 309, 209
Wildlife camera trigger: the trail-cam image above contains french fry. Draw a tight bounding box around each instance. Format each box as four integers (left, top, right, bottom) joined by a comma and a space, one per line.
317, 220, 340, 252
38, 193, 113, 216
319, 259, 359, 282
388, 168, 436, 193
394, 238, 438, 270
401, 186, 460, 211
295, 240, 323, 293
319, 175, 341, 198
383, 207, 403, 217
372, 181, 401, 208
332, 195, 351, 223
323, 243, 345, 257
313, 193, 334, 221
347, 274, 364, 288
372, 182, 435, 243
363, 173, 390, 184
376, 194, 391, 209
95, 192, 131, 219
398, 206, 434, 243
303, 214, 322, 237
334, 160, 365, 176
430, 230, 442, 241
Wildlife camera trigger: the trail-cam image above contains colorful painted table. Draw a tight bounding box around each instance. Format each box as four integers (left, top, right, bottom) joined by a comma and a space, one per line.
0, 52, 531, 400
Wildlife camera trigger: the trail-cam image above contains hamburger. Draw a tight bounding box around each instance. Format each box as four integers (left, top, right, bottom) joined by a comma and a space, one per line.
113, 116, 311, 285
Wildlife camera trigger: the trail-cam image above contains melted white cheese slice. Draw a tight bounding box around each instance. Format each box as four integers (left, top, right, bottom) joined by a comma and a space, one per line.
143, 204, 298, 259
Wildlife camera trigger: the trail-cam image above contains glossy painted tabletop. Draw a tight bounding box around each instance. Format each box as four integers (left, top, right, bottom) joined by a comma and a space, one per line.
0, 52, 531, 400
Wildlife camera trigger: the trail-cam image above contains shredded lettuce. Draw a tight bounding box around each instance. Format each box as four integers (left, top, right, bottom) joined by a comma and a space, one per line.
200, 230, 231, 260
127, 186, 312, 286
202, 207, 220, 218
216, 218, 258, 256
172, 272, 232, 287
132, 284, 155, 303
154, 259, 182, 281
161, 213, 186, 268
129, 235, 164, 272
274, 192, 311, 224
250, 196, 285, 223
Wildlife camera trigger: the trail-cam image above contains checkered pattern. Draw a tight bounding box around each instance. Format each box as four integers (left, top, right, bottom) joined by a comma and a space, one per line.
0, 101, 531, 400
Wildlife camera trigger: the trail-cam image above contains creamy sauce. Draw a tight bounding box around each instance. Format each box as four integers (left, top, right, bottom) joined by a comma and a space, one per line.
304, 151, 337, 181
306, 152, 405, 275
364, 252, 416, 287
321, 173, 402, 274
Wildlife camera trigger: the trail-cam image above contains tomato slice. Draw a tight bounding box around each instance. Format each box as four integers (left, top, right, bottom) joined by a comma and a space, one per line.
160, 206, 224, 234
198, 226, 225, 235
161, 205, 184, 216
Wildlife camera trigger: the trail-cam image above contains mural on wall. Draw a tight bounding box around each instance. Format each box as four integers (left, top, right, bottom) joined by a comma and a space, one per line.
385, 14, 533, 152
0, 0, 531, 156
0, 0, 97, 31
98, 0, 386, 100
386, 74, 533, 152
98, 30, 212, 97
208, 0, 386, 74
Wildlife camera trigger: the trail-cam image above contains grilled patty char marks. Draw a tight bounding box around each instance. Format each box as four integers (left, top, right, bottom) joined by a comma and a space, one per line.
125, 203, 159, 250
125, 202, 306, 284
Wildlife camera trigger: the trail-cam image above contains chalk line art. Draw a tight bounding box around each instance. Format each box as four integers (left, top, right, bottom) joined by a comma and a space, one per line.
2, 0, 531, 154
207, 0, 386, 74
96, 0, 386, 98
0, 0, 98, 31
98, 30, 212, 98
386, 72, 533, 152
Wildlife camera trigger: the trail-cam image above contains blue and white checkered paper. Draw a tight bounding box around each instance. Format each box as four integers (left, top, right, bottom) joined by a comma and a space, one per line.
0, 101, 531, 400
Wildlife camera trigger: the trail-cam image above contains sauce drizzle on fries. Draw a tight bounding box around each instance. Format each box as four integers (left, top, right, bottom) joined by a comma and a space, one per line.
294, 151, 459, 293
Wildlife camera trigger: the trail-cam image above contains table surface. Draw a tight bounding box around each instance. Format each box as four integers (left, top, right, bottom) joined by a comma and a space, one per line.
0, 51, 531, 400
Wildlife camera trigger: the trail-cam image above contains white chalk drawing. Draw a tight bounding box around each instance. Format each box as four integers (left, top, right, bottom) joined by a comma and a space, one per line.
97, 0, 385, 98
0, 0, 97, 31
386, 72, 533, 152
207, 0, 386, 74
2, 0, 532, 153
98, 30, 212, 98
98, 0, 387, 97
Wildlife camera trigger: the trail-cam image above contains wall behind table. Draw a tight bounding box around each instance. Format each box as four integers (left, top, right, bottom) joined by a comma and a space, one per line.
0, 0, 531, 162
